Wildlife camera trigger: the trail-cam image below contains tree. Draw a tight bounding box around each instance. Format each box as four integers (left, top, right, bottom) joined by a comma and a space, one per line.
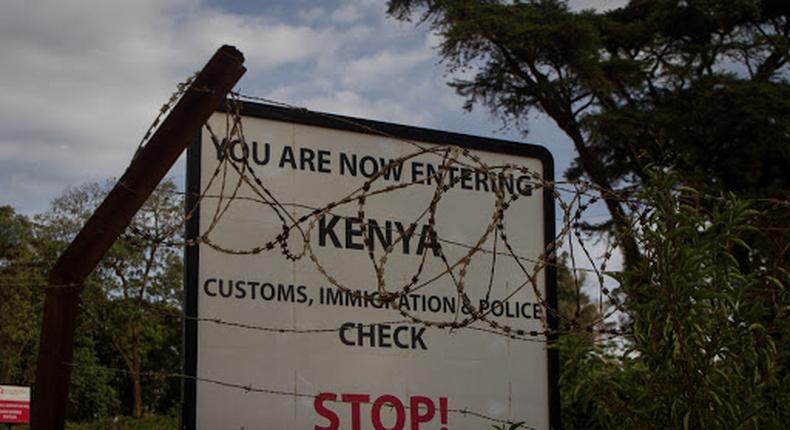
36, 179, 183, 418
0, 206, 43, 386
387, 2, 790, 426
554, 251, 613, 429
555, 251, 612, 336
0, 205, 125, 420
559, 174, 789, 429
387, 0, 790, 273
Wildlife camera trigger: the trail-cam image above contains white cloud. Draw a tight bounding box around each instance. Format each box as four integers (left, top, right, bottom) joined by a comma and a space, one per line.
331, 4, 363, 24
180, 12, 339, 71
0, 0, 578, 216
340, 48, 433, 89
567, 0, 628, 12
301, 90, 431, 126
297, 7, 325, 23
0, 0, 422, 213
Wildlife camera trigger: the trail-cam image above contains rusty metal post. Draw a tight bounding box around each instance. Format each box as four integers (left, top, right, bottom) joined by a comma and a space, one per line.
31, 45, 245, 429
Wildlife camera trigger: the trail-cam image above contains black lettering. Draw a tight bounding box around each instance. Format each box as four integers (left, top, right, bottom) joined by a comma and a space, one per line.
299, 147, 316, 171
251, 141, 270, 165
216, 140, 227, 160
411, 161, 424, 183
460, 168, 473, 190
234, 281, 247, 299
505, 301, 517, 318
248, 281, 259, 299
393, 326, 410, 348
416, 224, 441, 257
461, 302, 471, 315
521, 302, 532, 319
261, 283, 276, 301
425, 163, 437, 186
380, 159, 403, 181
492, 301, 503, 317
360, 155, 378, 177
325, 288, 344, 306
219, 280, 232, 298
277, 284, 295, 302
229, 139, 248, 162
395, 222, 416, 254
340, 323, 355, 346
339, 153, 356, 176
319, 215, 342, 247
378, 324, 392, 348
411, 327, 427, 350
475, 171, 489, 192
345, 218, 365, 250
448, 166, 459, 188
443, 296, 456, 314
500, 173, 515, 195
517, 176, 533, 195
279, 146, 297, 169
203, 279, 217, 297
410, 294, 421, 310
399, 295, 411, 311
296, 285, 308, 303
358, 324, 375, 347
367, 219, 392, 251
347, 291, 362, 307
427, 296, 441, 313
366, 292, 385, 309
317, 150, 331, 173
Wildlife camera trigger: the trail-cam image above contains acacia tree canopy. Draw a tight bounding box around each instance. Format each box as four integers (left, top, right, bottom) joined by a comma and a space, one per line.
387, 0, 790, 271
387, 4, 790, 426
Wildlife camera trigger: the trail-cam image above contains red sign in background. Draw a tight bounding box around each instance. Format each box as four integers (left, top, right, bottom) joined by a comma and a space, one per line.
0, 400, 30, 424
0, 385, 30, 424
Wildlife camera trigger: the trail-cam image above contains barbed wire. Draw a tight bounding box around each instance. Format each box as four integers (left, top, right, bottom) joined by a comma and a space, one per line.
179, 92, 629, 338
64, 361, 536, 429
5, 76, 787, 429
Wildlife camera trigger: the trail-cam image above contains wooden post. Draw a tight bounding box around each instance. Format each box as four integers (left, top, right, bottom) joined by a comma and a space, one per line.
31, 45, 245, 429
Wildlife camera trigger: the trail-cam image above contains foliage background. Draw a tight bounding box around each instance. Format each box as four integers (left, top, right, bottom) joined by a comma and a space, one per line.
0, 179, 183, 422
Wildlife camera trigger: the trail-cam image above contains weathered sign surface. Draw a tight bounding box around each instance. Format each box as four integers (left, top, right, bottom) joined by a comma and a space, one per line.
183, 102, 558, 429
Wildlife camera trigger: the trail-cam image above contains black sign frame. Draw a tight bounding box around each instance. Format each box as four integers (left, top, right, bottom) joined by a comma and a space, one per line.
182, 100, 559, 429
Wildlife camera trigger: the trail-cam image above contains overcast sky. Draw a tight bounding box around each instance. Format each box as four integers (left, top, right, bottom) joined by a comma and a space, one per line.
0, 0, 628, 215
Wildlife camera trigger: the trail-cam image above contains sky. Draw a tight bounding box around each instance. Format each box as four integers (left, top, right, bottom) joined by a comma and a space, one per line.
0, 0, 627, 215
0, 0, 627, 276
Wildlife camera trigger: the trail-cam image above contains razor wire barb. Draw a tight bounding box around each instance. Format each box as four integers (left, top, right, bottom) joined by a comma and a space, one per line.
98, 86, 640, 343
180, 92, 631, 335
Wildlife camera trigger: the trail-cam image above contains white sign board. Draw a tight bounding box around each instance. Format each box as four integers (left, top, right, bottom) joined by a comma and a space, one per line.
183, 103, 558, 429
0, 385, 30, 424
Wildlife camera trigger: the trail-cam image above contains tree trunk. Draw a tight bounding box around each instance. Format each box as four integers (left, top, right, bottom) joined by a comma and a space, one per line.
554, 113, 643, 270
131, 324, 143, 418
131, 367, 143, 418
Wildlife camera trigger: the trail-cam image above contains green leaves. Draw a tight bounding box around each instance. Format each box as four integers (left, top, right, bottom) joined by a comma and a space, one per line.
0, 180, 184, 421
556, 175, 789, 429
389, 0, 790, 279
492, 421, 527, 430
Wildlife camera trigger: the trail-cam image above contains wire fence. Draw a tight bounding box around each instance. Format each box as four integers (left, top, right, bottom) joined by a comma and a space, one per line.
4, 74, 787, 429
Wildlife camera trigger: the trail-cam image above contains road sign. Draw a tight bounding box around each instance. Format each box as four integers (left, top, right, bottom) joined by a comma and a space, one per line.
183, 101, 558, 429
0, 385, 30, 424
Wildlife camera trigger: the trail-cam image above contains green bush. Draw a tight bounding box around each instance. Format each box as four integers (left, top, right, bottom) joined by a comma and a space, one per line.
558, 173, 789, 429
